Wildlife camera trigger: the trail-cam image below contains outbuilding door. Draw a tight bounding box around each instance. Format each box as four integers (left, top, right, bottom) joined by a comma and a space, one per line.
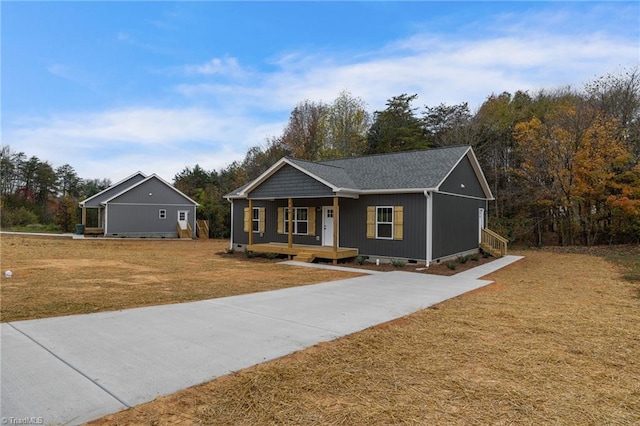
322, 206, 334, 246
178, 210, 189, 230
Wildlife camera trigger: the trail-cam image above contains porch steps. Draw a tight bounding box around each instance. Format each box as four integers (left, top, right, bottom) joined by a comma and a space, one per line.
196, 220, 209, 239
293, 251, 316, 263
177, 222, 193, 239
480, 228, 508, 257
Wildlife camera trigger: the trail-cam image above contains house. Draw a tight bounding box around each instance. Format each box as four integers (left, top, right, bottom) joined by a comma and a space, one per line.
79, 172, 199, 238
225, 146, 504, 266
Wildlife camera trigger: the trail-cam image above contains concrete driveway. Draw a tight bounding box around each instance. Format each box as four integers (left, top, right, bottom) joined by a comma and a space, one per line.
1, 256, 522, 425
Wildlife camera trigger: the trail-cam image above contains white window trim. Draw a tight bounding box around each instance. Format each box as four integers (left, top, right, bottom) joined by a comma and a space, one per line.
285, 207, 309, 235
376, 206, 394, 240
159, 209, 167, 219
252, 207, 260, 233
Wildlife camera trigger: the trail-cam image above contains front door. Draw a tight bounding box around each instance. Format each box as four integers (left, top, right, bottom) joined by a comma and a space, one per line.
478, 208, 485, 243
322, 206, 334, 246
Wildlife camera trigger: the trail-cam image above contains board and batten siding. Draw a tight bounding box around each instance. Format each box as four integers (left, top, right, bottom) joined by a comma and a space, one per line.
232, 198, 334, 246
439, 155, 486, 198
339, 193, 426, 260
248, 165, 334, 199
431, 192, 487, 259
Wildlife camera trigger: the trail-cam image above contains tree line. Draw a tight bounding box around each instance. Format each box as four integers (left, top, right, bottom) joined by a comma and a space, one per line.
0, 147, 111, 231
175, 68, 640, 245
2, 67, 638, 244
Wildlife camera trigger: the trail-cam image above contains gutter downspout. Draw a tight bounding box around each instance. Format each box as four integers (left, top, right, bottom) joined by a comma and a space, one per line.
424, 190, 433, 268
227, 198, 234, 251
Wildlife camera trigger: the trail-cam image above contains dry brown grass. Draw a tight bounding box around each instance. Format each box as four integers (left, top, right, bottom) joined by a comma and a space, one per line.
0, 235, 361, 322
89, 248, 640, 425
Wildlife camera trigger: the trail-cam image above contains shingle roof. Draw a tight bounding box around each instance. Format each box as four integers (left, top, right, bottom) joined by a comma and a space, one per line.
314, 146, 470, 190
227, 145, 480, 198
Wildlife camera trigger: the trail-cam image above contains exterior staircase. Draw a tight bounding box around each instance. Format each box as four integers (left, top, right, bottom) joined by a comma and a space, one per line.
196, 220, 210, 239
480, 228, 508, 257
293, 251, 316, 263
177, 221, 193, 239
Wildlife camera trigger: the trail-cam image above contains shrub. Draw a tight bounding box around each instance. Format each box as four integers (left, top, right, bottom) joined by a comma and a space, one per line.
446, 261, 457, 270
265, 252, 279, 260
457, 255, 469, 264
245, 250, 256, 258
355, 255, 368, 265
470, 254, 480, 262
1, 207, 39, 228
391, 258, 407, 268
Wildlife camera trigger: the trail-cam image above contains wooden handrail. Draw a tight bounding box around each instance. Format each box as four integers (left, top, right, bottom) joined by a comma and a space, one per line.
481, 228, 508, 256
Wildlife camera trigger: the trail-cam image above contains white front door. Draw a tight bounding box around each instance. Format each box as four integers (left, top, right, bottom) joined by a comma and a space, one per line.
478, 208, 485, 243
322, 206, 334, 246
178, 210, 189, 230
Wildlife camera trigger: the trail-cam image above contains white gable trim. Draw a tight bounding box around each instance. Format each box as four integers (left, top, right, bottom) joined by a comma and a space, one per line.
435, 147, 494, 200
101, 174, 200, 206
79, 171, 147, 206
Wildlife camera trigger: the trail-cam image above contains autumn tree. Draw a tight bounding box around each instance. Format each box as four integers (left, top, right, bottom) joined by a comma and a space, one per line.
320, 91, 371, 159
280, 100, 328, 160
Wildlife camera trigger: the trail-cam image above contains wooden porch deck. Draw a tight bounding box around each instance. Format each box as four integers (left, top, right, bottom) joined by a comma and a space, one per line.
247, 243, 358, 264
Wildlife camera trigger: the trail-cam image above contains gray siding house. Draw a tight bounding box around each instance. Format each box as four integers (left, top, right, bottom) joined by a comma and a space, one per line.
79, 172, 198, 238
226, 146, 494, 266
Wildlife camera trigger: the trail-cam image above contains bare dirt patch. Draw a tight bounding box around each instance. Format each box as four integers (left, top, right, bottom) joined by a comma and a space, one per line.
0, 235, 362, 322
89, 248, 640, 425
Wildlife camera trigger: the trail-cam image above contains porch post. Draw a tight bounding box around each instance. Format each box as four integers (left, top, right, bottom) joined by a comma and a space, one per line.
248, 198, 254, 246
333, 196, 339, 264
81, 206, 86, 226
288, 197, 293, 249
333, 196, 339, 253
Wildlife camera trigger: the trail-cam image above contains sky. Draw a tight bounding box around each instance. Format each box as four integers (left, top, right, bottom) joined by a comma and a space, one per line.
2, 1, 639, 184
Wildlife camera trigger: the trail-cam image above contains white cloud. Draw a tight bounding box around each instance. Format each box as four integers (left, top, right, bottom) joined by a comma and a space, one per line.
184, 57, 247, 78
4, 107, 267, 181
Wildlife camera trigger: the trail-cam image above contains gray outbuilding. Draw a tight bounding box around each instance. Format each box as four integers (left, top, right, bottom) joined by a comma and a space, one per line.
80, 172, 198, 238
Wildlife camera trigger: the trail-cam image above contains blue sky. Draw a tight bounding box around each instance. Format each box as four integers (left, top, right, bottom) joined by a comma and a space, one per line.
2, 1, 639, 183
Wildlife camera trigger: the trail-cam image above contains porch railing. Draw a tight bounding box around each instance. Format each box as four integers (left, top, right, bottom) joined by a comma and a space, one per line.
481, 228, 508, 257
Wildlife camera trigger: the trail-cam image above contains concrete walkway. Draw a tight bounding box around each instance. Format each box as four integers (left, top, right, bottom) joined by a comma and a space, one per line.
1, 256, 523, 425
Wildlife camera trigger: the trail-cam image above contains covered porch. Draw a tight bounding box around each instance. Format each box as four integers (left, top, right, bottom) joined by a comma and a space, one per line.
246, 196, 353, 264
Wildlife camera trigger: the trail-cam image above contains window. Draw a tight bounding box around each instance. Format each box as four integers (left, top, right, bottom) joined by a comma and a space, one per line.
159, 209, 167, 219
366, 205, 403, 240
252, 207, 260, 233
376, 207, 393, 239
284, 207, 309, 235
244, 207, 265, 233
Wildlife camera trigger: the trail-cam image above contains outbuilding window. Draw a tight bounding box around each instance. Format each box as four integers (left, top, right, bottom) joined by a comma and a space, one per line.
159, 209, 167, 219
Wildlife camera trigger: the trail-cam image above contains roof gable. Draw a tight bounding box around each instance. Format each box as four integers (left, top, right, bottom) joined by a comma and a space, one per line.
80, 172, 147, 207
103, 174, 199, 206
227, 146, 493, 199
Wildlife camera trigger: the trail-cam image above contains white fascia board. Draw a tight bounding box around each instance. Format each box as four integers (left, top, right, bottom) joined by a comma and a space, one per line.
354, 188, 437, 195
80, 171, 147, 206
467, 148, 495, 200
